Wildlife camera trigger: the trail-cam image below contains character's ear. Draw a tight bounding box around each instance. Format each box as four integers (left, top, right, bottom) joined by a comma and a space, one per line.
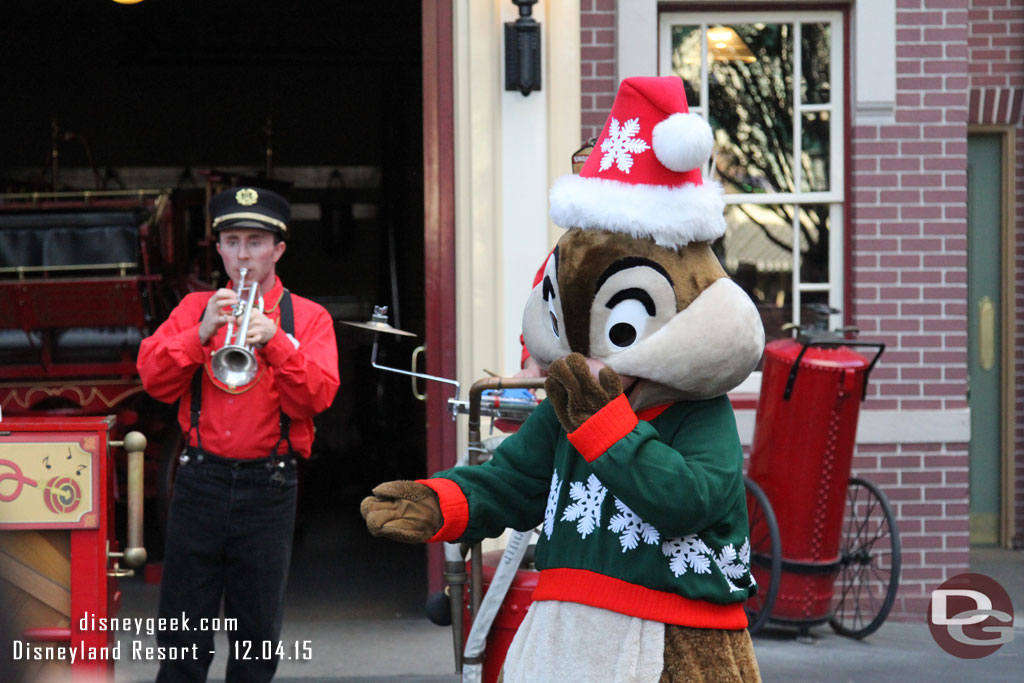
522, 251, 571, 367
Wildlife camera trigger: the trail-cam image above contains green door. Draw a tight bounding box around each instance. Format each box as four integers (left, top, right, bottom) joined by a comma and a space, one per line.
966, 134, 1002, 545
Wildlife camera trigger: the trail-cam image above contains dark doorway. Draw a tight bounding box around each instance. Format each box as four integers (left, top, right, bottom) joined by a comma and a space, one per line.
1, 0, 430, 616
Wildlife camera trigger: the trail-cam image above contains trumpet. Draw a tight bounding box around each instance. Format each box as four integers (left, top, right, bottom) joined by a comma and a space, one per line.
211, 267, 264, 387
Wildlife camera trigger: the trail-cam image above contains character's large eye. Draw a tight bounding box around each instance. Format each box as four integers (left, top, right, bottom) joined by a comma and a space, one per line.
604, 288, 655, 349
589, 260, 676, 359
548, 299, 560, 339
543, 275, 559, 339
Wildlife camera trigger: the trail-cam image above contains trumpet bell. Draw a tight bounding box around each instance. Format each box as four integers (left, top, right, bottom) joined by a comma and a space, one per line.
211, 345, 258, 387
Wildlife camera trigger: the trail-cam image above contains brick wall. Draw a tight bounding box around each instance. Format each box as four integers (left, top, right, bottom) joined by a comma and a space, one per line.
851, 0, 973, 615
966, 0, 1024, 548
851, 443, 970, 619
580, 0, 617, 142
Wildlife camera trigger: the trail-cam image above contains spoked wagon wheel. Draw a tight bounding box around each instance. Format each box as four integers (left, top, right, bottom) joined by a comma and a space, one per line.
743, 476, 781, 634
830, 477, 901, 638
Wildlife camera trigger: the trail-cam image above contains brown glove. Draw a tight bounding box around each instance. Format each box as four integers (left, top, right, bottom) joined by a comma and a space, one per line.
360, 480, 443, 544
544, 352, 623, 433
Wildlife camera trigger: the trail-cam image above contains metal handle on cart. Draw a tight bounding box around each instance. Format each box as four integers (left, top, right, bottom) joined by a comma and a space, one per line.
467, 377, 544, 617
411, 345, 427, 401
783, 339, 886, 401
444, 376, 544, 674
106, 431, 147, 577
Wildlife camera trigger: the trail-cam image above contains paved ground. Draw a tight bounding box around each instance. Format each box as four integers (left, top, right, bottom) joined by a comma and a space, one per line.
109, 513, 1022, 682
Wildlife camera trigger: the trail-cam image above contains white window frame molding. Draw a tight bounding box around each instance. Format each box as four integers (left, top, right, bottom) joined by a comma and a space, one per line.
852, 0, 897, 124
734, 408, 971, 446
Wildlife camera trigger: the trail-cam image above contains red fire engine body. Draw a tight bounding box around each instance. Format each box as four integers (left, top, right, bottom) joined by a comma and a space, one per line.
0, 186, 215, 681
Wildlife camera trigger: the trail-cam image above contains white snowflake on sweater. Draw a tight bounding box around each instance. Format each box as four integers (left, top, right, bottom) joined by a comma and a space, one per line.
661, 534, 713, 577
608, 498, 660, 552
560, 474, 607, 538
544, 471, 563, 540
598, 117, 650, 174
714, 538, 752, 592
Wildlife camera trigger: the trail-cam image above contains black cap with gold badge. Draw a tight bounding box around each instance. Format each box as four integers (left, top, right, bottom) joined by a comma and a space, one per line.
210, 186, 290, 238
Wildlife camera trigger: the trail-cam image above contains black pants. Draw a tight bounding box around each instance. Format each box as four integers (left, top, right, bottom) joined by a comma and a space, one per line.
156, 448, 298, 683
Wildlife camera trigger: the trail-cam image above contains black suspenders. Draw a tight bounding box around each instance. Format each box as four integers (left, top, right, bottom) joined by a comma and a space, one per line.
189, 290, 295, 457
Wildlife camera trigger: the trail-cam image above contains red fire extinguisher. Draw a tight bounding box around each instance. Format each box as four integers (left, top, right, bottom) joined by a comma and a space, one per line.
463, 550, 539, 683
746, 335, 884, 624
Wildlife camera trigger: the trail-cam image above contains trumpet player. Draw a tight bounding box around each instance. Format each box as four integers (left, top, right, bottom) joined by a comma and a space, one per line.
137, 186, 339, 683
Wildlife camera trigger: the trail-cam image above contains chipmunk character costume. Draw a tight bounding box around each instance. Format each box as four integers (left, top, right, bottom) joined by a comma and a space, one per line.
362, 77, 765, 682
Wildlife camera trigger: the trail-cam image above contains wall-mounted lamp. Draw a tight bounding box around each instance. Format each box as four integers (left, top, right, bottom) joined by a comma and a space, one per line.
505, 0, 541, 96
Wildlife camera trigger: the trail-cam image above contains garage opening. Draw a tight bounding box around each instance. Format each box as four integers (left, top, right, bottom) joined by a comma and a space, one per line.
0, 0, 431, 621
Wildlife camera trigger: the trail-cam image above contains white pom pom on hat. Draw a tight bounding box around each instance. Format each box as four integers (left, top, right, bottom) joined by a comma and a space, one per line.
652, 112, 714, 172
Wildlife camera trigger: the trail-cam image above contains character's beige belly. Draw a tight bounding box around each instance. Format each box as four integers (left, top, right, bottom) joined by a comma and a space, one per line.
501, 600, 761, 683
502, 600, 664, 683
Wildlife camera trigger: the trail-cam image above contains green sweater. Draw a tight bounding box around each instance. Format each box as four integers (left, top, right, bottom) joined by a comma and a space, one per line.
423, 392, 755, 629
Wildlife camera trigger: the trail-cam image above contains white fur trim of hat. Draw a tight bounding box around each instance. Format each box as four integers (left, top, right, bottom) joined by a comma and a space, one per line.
548, 174, 725, 248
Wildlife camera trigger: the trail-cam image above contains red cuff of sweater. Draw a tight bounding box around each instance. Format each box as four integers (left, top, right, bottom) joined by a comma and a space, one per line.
418, 478, 469, 542
567, 394, 638, 463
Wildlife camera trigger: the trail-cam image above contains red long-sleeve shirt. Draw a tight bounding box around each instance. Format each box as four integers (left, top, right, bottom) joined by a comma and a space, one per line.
137, 276, 340, 459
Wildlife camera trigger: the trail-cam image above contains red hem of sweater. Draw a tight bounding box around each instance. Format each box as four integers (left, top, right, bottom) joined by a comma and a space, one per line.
532, 568, 749, 629
418, 478, 469, 542
567, 394, 638, 462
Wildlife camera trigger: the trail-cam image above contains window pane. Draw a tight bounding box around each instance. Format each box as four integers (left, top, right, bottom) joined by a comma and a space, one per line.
798, 204, 830, 284
708, 24, 795, 194
801, 23, 831, 104
801, 111, 830, 192
793, 291, 831, 336
718, 202, 793, 307
717, 203, 832, 343
670, 25, 702, 107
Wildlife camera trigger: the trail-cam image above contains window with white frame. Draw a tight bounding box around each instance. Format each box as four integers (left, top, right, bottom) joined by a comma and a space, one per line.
658, 11, 845, 345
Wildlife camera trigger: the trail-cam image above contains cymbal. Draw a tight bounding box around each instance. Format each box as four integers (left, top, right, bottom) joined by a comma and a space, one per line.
340, 318, 417, 337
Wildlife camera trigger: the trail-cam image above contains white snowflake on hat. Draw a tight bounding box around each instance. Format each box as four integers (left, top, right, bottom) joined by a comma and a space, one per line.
549, 76, 724, 248
599, 117, 649, 173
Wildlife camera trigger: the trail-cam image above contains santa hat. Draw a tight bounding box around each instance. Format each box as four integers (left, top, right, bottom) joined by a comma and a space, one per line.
549, 76, 724, 248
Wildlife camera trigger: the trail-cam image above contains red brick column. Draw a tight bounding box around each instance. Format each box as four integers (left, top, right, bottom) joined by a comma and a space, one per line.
580, 0, 617, 142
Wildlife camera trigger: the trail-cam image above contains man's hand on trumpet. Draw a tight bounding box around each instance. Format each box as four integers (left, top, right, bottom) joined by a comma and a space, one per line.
198, 289, 277, 348
239, 308, 278, 348
199, 288, 241, 345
